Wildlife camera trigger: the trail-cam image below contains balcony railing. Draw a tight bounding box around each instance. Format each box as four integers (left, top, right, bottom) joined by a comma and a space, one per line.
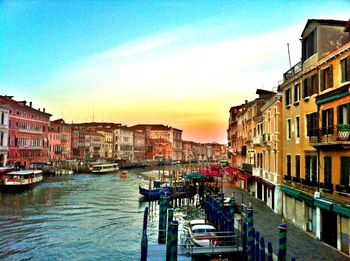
264, 171, 278, 183
0, 145, 9, 151
253, 135, 263, 145
19, 146, 43, 150
283, 61, 302, 81
335, 184, 350, 194
309, 125, 350, 146
263, 133, 271, 143
242, 163, 253, 173
320, 182, 334, 193
18, 128, 43, 134
301, 178, 318, 187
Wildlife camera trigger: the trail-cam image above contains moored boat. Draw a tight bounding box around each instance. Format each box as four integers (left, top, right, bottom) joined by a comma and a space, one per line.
0, 167, 15, 185
1, 170, 43, 190
90, 163, 119, 174
185, 220, 217, 247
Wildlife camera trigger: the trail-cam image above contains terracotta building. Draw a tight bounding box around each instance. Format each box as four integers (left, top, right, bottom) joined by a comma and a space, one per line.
49, 119, 72, 161
0, 96, 51, 168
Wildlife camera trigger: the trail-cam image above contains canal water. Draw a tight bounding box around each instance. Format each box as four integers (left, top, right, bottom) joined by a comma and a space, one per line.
0, 168, 173, 261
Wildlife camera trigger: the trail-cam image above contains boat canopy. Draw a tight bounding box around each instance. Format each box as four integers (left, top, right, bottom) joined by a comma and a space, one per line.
7, 170, 43, 176
184, 172, 205, 180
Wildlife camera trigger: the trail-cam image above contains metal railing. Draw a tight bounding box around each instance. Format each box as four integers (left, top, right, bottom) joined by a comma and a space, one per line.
283, 61, 302, 81
309, 125, 350, 145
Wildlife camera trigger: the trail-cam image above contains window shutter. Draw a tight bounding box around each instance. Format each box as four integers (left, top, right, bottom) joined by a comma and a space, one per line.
311, 156, 317, 182
303, 79, 307, 98
329, 65, 333, 88
320, 70, 325, 91
305, 156, 310, 180
338, 105, 343, 125
347, 103, 350, 124
329, 108, 334, 134
340, 157, 350, 185
324, 156, 332, 184
347, 56, 350, 81
322, 110, 326, 135
307, 77, 312, 96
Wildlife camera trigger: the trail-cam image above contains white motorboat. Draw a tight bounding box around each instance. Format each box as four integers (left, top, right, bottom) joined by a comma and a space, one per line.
185, 220, 217, 247
2, 170, 43, 189
90, 163, 119, 174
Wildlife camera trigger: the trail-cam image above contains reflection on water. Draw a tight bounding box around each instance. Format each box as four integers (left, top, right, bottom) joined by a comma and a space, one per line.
0, 168, 167, 260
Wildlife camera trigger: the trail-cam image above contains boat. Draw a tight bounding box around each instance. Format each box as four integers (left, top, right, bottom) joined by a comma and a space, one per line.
139, 179, 171, 199
139, 180, 197, 200
55, 169, 74, 175
1, 170, 43, 189
0, 167, 15, 185
185, 219, 217, 247
90, 163, 119, 174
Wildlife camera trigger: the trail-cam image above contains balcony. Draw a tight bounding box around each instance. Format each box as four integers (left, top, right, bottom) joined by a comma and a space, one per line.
264, 171, 278, 183
0, 145, 8, 151
18, 128, 43, 134
253, 135, 263, 145
320, 182, 334, 193
283, 61, 302, 81
292, 176, 301, 183
263, 133, 272, 143
335, 184, 350, 194
301, 178, 317, 187
242, 163, 253, 173
253, 167, 262, 177
19, 146, 43, 150
309, 125, 350, 149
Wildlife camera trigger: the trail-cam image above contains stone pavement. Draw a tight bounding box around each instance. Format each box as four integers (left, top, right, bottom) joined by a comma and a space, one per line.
223, 183, 349, 261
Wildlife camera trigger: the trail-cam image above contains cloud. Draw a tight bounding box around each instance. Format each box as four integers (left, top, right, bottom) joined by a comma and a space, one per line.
38, 21, 304, 142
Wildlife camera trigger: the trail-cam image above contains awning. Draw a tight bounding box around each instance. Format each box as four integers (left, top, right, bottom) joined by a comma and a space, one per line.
198, 169, 222, 177
314, 198, 333, 210
224, 167, 239, 175
316, 91, 350, 105
184, 172, 205, 180
299, 193, 314, 206
280, 185, 301, 198
239, 173, 253, 181
333, 204, 350, 217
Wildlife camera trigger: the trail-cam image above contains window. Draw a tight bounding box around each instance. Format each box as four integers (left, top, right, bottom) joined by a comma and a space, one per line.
337, 103, 350, 125
285, 88, 291, 106
287, 155, 291, 177
321, 108, 334, 135
306, 112, 318, 136
302, 29, 317, 61
295, 116, 300, 139
340, 56, 350, 83
295, 155, 300, 179
287, 119, 292, 139
340, 156, 350, 186
324, 156, 332, 184
0, 131, 3, 146
302, 75, 317, 99
294, 84, 300, 103
305, 155, 317, 182
320, 65, 333, 91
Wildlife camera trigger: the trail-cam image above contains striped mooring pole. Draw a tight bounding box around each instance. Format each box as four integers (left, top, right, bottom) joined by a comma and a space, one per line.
229, 200, 235, 234
246, 203, 254, 261
242, 221, 247, 260
255, 231, 260, 261
259, 236, 265, 261
170, 220, 179, 261
267, 242, 273, 261
158, 192, 166, 244
141, 207, 149, 261
217, 192, 224, 230
166, 208, 174, 261
278, 219, 287, 261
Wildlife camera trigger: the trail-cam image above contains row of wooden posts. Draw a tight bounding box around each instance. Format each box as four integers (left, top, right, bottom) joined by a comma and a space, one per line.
141, 192, 179, 261
141, 191, 296, 261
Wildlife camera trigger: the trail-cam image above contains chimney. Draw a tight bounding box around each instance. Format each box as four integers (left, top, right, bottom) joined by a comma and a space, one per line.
245, 100, 248, 105
38, 108, 41, 111
43, 108, 45, 113
29, 102, 32, 107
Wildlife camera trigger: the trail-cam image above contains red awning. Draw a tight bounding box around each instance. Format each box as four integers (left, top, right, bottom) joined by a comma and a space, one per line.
239, 172, 253, 180
198, 169, 222, 177
224, 167, 240, 175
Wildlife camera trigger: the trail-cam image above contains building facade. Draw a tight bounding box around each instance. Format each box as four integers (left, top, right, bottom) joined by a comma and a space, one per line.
279, 19, 350, 256
49, 119, 72, 161
0, 104, 9, 166
0, 96, 51, 168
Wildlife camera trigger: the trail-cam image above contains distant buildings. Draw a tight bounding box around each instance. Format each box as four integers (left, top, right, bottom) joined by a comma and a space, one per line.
227, 18, 350, 256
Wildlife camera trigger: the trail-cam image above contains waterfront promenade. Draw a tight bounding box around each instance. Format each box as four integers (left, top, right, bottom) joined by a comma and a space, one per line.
223, 183, 349, 261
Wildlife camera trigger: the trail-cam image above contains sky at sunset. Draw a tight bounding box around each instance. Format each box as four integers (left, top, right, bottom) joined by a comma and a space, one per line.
1, 0, 349, 143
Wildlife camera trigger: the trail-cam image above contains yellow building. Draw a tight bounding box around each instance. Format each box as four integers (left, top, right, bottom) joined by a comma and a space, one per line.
279, 19, 350, 256
259, 94, 283, 214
